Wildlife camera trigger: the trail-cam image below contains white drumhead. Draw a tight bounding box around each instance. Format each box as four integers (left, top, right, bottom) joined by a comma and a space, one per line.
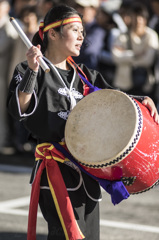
65, 89, 141, 166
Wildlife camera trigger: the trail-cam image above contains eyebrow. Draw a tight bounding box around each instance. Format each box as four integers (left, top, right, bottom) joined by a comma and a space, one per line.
67, 23, 83, 30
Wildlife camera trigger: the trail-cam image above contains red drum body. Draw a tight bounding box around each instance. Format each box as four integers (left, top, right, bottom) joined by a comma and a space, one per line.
65, 89, 159, 194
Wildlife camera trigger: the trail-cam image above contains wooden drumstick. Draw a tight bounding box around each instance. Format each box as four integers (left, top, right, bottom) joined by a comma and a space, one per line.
10, 17, 50, 73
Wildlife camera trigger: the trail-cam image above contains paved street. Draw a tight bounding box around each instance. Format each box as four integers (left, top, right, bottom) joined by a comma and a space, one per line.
0, 154, 159, 240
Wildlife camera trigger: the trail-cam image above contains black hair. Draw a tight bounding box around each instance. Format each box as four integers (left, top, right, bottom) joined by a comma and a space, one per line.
119, 2, 132, 16
131, 2, 149, 20
43, 0, 59, 3
18, 5, 38, 20
32, 4, 83, 53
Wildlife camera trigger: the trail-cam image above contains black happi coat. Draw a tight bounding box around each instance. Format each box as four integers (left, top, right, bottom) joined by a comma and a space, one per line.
7, 58, 112, 143
7, 58, 113, 200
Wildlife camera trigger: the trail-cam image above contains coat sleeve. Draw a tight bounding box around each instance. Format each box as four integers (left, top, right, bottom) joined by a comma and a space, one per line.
7, 63, 38, 121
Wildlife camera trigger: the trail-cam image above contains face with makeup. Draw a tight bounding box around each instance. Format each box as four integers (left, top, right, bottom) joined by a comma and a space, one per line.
30, 10, 85, 70
47, 15, 84, 58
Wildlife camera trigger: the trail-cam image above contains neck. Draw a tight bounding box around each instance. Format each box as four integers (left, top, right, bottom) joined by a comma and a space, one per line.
45, 50, 69, 70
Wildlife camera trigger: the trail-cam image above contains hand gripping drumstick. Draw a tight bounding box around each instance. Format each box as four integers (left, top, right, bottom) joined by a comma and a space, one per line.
10, 17, 50, 73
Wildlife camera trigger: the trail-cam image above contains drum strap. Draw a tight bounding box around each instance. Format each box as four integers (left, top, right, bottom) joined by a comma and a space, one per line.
67, 56, 101, 95
52, 142, 130, 205
78, 72, 101, 93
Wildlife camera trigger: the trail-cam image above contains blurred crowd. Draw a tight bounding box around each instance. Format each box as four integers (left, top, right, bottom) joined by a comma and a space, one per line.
1, 0, 159, 155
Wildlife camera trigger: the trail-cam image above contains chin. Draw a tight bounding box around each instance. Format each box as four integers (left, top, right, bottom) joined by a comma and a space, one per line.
71, 52, 80, 57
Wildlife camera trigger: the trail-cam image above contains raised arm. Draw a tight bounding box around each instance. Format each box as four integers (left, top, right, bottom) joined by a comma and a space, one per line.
18, 45, 42, 113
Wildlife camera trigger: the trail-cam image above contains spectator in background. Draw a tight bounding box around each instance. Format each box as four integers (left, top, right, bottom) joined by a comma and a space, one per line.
73, 0, 105, 70
37, 0, 77, 22
149, 0, 159, 37
19, 5, 38, 39
149, 0, 159, 110
119, 1, 132, 29
11, 4, 39, 63
96, 0, 122, 85
37, 0, 59, 21
10, 0, 37, 18
112, 2, 159, 99
0, 0, 18, 154
121, 0, 151, 13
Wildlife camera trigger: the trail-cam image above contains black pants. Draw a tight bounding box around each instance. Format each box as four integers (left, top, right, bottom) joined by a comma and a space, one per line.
39, 164, 101, 240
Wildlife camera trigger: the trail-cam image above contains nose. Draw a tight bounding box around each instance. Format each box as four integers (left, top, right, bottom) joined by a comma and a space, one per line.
78, 30, 84, 41
136, 16, 144, 23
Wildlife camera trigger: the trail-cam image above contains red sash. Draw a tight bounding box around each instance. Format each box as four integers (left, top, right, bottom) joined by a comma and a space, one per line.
27, 142, 84, 240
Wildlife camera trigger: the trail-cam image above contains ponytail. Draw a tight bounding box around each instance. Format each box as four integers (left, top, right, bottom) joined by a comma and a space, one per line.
32, 31, 46, 54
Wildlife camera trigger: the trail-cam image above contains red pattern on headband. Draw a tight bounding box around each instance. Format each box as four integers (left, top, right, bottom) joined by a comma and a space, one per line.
38, 17, 82, 41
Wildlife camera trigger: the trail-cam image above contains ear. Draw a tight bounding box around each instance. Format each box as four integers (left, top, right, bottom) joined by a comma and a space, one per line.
48, 29, 57, 40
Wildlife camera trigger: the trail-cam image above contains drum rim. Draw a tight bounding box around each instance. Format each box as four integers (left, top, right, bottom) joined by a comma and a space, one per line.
65, 90, 143, 168
130, 178, 159, 195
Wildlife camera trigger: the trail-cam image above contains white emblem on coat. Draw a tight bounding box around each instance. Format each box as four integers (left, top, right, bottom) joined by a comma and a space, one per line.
57, 88, 83, 120
58, 87, 83, 100
58, 110, 70, 120
15, 72, 22, 84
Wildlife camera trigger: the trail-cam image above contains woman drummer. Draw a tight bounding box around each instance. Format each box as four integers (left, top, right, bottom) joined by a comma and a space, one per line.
7, 4, 159, 240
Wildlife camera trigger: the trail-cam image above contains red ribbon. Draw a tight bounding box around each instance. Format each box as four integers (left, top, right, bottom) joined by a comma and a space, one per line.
67, 56, 90, 96
38, 21, 44, 41
27, 143, 84, 240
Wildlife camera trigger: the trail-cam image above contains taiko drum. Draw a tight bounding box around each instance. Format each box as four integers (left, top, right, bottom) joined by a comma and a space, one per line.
65, 89, 159, 194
